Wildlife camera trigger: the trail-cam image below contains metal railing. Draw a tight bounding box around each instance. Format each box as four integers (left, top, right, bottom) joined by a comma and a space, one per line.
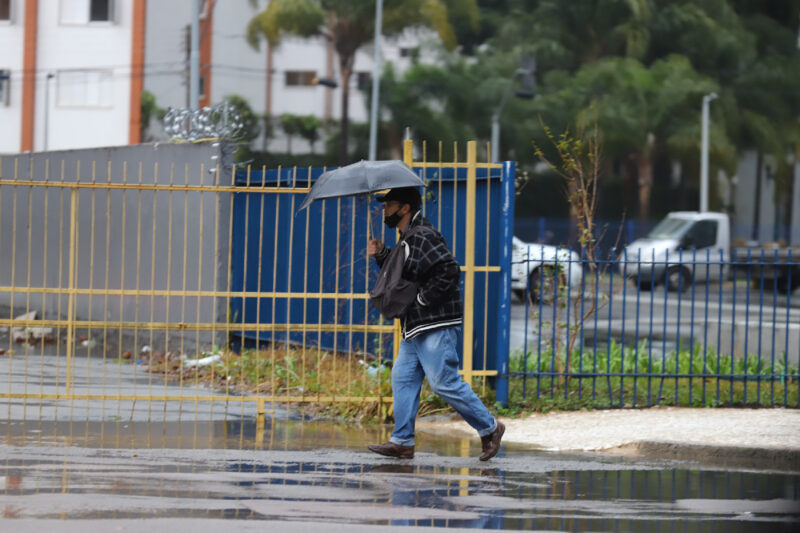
0, 140, 507, 428
510, 248, 800, 407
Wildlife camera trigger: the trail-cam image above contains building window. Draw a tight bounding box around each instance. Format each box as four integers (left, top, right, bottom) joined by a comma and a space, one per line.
0, 0, 11, 22
89, 0, 111, 21
56, 70, 113, 108
61, 0, 113, 24
285, 71, 316, 87
399, 47, 419, 59
356, 72, 371, 91
0, 70, 10, 106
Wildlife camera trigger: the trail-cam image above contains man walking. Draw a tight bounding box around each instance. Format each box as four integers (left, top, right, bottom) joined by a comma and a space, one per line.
366, 187, 504, 461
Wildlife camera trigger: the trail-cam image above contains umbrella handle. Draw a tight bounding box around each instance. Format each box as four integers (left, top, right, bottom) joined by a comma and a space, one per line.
367, 194, 380, 242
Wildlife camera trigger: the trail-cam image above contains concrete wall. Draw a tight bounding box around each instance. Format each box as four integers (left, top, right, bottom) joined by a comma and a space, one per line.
733, 151, 800, 245
0, 141, 234, 352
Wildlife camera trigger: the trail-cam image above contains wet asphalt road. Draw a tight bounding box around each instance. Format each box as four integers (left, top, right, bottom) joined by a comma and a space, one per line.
509, 281, 800, 361
2, 327, 799, 531
2, 420, 799, 532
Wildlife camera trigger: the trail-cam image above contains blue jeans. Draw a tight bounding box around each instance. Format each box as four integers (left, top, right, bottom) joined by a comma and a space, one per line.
389, 326, 497, 447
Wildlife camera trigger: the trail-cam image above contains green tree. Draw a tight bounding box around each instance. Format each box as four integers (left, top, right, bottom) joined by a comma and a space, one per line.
280, 113, 302, 155
224, 94, 261, 143
495, 0, 651, 71
296, 114, 323, 153
488, 0, 798, 222
723, 1, 800, 235
260, 112, 274, 152
222, 94, 261, 162
642, 0, 800, 227
581, 56, 724, 221
246, 0, 478, 164
373, 60, 482, 160
140, 90, 165, 142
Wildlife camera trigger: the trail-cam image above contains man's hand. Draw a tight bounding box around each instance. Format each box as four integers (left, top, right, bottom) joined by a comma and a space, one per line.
367, 239, 384, 257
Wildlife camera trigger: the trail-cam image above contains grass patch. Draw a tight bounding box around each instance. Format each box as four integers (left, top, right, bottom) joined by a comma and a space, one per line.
145, 344, 483, 422
137, 339, 796, 422
502, 340, 799, 413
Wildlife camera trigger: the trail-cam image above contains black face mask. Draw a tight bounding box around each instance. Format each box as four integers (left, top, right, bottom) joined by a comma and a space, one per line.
384, 212, 403, 228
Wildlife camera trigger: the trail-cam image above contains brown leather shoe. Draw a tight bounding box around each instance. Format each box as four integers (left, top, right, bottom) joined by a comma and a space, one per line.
479, 421, 505, 461
368, 441, 414, 459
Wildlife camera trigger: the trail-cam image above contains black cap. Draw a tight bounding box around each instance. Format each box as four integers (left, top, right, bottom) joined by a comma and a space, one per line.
375, 187, 421, 211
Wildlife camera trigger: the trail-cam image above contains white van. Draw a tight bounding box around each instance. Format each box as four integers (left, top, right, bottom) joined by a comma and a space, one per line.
618, 212, 731, 291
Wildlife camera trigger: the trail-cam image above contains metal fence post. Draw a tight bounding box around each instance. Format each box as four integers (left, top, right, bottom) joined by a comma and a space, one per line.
495, 161, 515, 407
462, 141, 477, 385
65, 182, 78, 395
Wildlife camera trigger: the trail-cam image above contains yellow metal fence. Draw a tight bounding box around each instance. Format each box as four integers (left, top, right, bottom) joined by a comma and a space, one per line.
0, 140, 502, 425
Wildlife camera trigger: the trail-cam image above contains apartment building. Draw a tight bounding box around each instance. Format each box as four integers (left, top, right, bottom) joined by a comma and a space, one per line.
0, 0, 428, 154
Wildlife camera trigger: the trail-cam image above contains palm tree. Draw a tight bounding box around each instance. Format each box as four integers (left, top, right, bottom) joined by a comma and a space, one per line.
246, 0, 478, 164
529, 55, 723, 221
724, 2, 800, 238
374, 59, 483, 159
510, 0, 652, 71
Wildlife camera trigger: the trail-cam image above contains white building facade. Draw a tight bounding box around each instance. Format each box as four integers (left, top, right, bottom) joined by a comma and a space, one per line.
1, 0, 139, 153
0, 0, 426, 154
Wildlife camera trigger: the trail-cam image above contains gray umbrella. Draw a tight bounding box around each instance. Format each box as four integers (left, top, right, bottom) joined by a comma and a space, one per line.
297, 159, 425, 211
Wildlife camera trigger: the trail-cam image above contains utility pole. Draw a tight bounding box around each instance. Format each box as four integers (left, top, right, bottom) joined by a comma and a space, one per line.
189, 0, 200, 110
184, 25, 191, 107
368, 0, 383, 161
491, 56, 536, 162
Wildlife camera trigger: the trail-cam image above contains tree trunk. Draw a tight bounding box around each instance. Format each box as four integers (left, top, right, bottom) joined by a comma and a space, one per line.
324, 36, 334, 121
782, 167, 794, 243
263, 43, 273, 152
338, 54, 354, 166
636, 152, 653, 222
567, 179, 579, 246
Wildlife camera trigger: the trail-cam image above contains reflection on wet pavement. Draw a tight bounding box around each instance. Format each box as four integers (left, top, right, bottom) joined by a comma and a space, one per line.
1, 420, 799, 531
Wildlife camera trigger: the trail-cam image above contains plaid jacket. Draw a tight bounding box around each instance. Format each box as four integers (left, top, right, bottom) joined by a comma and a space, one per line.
374, 212, 462, 339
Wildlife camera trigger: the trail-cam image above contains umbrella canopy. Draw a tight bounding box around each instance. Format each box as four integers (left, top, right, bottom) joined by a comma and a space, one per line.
297, 160, 425, 211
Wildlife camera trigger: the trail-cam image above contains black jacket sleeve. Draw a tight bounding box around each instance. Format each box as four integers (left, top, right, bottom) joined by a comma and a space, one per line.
405, 231, 460, 307
373, 245, 390, 269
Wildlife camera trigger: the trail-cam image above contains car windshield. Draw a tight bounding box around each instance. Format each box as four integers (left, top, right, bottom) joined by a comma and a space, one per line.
647, 217, 692, 240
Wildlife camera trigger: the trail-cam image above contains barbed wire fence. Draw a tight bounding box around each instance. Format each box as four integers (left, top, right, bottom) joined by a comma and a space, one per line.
163, 103, 248, 143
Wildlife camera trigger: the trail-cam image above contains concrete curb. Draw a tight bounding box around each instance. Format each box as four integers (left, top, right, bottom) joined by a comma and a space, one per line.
606, 440, 800, 471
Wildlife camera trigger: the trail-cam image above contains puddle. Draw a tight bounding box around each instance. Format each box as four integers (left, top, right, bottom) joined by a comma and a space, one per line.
2, 420, 799, 530
0, 419, 504, 458
2, 453, 798, 530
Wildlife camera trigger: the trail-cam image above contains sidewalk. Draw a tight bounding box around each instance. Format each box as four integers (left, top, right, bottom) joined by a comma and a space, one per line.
417, 407, 800, 468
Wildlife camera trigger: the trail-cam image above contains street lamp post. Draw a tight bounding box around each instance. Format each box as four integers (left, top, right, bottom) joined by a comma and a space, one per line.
189, 0, 200, 110
490, 92, 513, 163
44, 72, 54, 151
700, 92, 718, 212
491, 56, 536, 162
368, 0, 383, 161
